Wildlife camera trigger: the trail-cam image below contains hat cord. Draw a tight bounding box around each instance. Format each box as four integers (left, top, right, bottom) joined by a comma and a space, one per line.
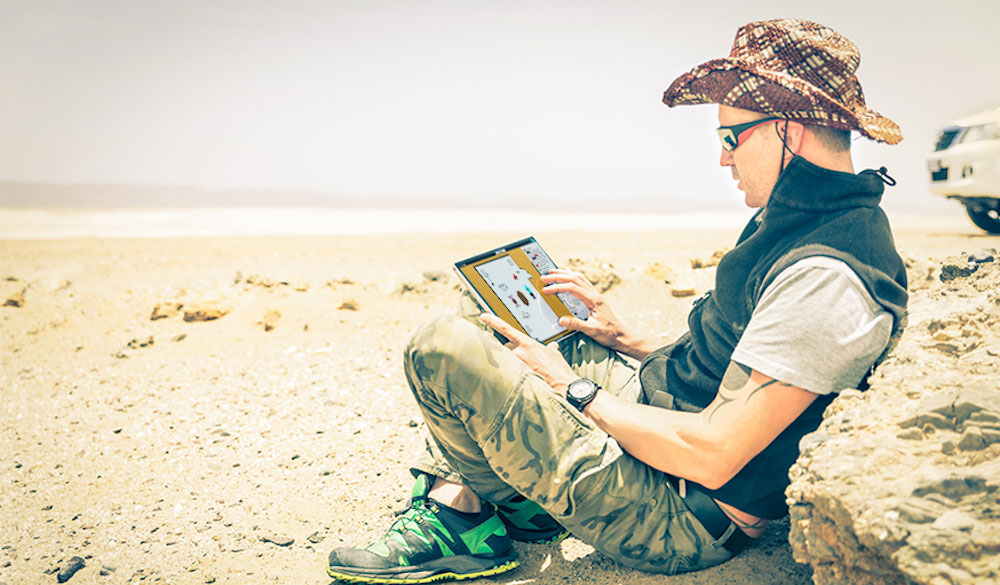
875, 167, 896, 186
776, 121, 795, 172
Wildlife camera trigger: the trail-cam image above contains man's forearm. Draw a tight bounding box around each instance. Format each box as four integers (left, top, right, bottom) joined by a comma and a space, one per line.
608, 331, 662, 361
583, 391, 730, 488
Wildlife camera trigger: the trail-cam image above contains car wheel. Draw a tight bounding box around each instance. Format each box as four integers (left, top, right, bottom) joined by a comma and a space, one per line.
964, 201, 1000, 234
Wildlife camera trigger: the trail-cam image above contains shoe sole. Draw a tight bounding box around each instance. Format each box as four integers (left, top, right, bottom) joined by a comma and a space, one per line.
327, 557, 519, 584
506, 528, 570, 544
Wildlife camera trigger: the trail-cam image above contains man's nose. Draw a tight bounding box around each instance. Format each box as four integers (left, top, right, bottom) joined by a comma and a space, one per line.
720, 148, 734, 167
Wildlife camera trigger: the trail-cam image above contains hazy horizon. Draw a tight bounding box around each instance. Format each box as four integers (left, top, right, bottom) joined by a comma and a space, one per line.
3, 0, 999, 217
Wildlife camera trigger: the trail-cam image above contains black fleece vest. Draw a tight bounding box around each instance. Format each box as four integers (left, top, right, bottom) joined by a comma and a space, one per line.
639, 155, 908, 518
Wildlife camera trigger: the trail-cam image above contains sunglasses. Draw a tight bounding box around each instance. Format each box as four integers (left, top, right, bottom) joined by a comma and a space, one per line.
717, 117, 783, 152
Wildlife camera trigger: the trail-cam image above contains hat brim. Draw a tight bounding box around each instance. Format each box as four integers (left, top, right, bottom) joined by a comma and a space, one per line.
663, 58, 902, 145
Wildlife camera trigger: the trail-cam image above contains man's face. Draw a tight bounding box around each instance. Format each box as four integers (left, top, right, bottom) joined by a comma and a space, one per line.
717, 105, 785, 208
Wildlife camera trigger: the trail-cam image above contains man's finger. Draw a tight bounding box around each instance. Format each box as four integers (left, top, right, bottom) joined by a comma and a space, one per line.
479, 313, 531, 345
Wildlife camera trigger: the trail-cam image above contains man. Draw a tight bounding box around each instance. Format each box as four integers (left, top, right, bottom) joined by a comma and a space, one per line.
327, 18, 908, 582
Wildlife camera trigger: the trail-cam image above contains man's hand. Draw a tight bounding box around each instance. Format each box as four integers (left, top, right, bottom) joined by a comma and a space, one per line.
478, 313, 577, 392
540, 269, 657, 360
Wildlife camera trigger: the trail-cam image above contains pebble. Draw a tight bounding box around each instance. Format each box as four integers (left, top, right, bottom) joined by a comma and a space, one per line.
422, 270, 449, 282
260, 533, 294, 547
307, 531, 324, 544
100, 564, 117, 576
57, 556, 85, 583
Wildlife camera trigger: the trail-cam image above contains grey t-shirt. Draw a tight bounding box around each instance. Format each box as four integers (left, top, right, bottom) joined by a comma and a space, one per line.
730, 256, 893, 395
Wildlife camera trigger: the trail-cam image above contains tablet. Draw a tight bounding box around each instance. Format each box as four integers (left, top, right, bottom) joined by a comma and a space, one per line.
454, 237, 590, 344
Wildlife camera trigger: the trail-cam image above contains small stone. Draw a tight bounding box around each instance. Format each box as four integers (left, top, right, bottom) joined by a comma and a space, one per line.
126, 336, 154, 349
172, 334, 187, 342
307, 531, 324, 544
100, 564, 117, 576
670, 288, 696, 298
896, 428, 924, 440
3, 290, 25, 307
57, 556, 85, 583
183, 302, 230, 322
260, 533, 294, 547
422, 270, 449, 282
150, 302, 183, 320
338, 299, 359, 311
260, 309, 281, 332
408, 419, 420, 428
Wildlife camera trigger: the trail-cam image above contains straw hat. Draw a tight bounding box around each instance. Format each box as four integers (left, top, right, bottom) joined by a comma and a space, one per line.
662, 19, 902, 144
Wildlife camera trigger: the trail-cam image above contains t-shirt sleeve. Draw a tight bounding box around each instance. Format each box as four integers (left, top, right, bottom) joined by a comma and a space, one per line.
730, 256, 894, 395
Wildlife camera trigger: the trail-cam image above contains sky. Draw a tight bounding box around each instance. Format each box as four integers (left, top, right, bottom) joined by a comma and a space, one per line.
2, 0, 998, 213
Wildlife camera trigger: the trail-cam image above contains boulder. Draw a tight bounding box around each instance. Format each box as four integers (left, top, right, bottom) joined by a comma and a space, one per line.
788, 255, 1000, 585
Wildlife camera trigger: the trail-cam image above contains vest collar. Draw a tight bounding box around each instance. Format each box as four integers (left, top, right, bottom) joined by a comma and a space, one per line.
767, 155, 886, 212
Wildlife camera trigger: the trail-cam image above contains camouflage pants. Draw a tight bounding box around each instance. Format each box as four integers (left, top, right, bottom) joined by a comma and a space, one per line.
402, 302, 734, 574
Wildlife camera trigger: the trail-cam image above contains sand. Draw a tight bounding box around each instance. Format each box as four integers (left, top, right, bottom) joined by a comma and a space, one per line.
1, 213, 995, 585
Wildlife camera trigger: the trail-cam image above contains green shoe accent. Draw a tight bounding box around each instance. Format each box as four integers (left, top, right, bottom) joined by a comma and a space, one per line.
328, 476, 519, 584
494, 494, 569, 544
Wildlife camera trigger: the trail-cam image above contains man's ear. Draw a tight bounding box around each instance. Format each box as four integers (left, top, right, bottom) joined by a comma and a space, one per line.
778, 121, 807, 153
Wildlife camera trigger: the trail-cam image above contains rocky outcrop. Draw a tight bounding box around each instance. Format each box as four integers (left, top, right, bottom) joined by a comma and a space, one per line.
788, 252, 1000, 585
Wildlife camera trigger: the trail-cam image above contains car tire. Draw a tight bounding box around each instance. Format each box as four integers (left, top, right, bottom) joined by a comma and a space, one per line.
964, 201, 1000, 234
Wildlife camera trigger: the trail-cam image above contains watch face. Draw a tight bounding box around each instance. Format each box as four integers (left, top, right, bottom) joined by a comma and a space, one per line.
568, 379, 594, 399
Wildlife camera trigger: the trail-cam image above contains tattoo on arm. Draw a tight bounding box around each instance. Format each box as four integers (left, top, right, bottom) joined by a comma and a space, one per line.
706, 362, 780, 424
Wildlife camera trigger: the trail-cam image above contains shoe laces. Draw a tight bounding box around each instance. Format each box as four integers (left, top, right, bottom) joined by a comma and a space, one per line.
384, 500, 436, 541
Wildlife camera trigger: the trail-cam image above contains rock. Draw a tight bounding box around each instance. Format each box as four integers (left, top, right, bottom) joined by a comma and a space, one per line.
172, 334, 187, 342
670, 288, 696, 298
422, 270, 449, 283
690, 248, 728, 269
788, 255, 1000, 585
3, 289, 25, 307
57, 556, 85, 582
939, 262, 977, 281
99, 564, 117, 576
260, 533, 294, 547
126, 336, 154, 349
643, 261, 675, 283
395, 282, 427, 295
245, 274, 275, 288
183, 302, 230, 322
338, 299, 359, 311
260, 309, 281, 331
150, 302, 183, 320
307, 531, 324, 544
563, 258, 622, 293
968, 249, 995, 263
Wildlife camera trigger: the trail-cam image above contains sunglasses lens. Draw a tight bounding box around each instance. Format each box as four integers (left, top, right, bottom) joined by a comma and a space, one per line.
717, 129, 737, 152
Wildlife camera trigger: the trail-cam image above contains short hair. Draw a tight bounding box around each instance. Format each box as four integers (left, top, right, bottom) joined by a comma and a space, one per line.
807, 124, 851, 152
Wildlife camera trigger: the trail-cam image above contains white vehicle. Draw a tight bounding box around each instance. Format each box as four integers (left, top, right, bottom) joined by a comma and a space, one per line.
926, 106, 1000, 233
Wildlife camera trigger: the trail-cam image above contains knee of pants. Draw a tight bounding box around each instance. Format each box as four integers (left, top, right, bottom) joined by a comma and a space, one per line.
403, 314, 481, 391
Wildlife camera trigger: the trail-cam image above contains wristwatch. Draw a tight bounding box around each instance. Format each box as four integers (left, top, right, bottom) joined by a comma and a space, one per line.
566, 378, 601, 412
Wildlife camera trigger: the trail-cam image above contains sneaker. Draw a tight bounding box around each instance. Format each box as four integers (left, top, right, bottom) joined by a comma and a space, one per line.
327, 475, 519, 584
494, 493, 569, 544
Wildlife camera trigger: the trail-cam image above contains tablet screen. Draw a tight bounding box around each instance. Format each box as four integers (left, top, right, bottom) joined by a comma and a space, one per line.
454, 237, 589, 344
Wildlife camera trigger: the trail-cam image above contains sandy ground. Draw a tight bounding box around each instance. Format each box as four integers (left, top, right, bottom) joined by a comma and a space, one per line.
1, 214, 996, 585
